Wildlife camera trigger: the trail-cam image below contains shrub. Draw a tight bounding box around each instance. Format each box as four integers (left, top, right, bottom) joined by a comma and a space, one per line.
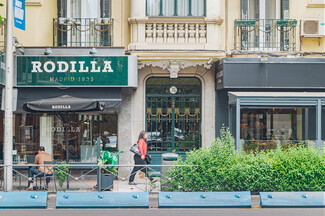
55, 161, 70, 190
165, 127, 325, 192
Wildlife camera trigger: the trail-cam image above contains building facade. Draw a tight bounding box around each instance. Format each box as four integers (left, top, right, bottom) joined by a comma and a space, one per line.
0, 0, 324, 177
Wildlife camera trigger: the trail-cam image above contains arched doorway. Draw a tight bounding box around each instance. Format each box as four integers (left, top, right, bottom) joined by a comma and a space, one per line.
145, 77, 201, 171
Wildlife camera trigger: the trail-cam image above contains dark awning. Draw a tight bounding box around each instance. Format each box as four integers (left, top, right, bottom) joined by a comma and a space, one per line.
216, 58, 325, 90
16, 87, 122, 112
23, 95, 105, 113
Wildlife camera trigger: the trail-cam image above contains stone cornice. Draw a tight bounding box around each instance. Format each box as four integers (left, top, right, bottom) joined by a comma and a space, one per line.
138, 60, 213, 71
129, 16, 223, 25
307, 4, 325, 8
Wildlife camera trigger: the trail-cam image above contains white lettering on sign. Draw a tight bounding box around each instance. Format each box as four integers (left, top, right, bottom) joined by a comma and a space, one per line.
51, 126, 81, 133
57, 61, 69, 73
43, 61, 55, 73
91, 61, 100, 72
31, 61, 43, 72
30, 60, 115, 73
79, 61, 89, 73
70, 61, 77, 72
103, 61, 113, 72
52, 105, 71, 109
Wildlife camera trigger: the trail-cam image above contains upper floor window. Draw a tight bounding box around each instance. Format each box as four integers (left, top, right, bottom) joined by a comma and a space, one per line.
68, 0, 100, 18
241, 0, 289, 20
146, 0, 206, 17
55, 0, 112, 47
57, 0, 110, 18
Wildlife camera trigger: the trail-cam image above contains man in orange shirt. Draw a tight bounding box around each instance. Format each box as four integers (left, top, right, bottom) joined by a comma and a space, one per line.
26, 146, 53, 191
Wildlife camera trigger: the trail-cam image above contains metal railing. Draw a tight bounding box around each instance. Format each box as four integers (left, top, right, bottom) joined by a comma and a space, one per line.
53, 18, 113, 47
0, 164, 197, 193
234, 19, 297, 52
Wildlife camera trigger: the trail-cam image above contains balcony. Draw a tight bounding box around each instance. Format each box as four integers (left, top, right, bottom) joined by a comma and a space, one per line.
129, 17, 222, 50
234, 19, 297, 52
53, 18, 113, 47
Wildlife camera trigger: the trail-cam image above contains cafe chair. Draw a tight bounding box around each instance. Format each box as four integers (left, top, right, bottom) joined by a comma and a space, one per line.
35, 161, 57, 192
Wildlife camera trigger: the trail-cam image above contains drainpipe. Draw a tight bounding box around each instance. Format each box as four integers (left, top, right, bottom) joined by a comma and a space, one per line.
225, 0, 229, 52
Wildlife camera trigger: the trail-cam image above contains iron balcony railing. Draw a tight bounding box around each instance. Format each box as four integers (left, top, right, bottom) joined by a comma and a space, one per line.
53, 18, 113, 47
234, 19, 297, 52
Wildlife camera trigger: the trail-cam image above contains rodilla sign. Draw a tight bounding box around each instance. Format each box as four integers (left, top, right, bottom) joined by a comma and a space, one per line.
16, 56, 138, 87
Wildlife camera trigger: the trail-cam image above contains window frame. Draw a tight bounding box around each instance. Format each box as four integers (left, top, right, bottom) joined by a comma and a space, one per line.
146, 0, 206, 17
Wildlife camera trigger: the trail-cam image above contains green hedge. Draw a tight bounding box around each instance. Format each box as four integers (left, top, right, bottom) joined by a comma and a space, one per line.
165, 128, 325, 192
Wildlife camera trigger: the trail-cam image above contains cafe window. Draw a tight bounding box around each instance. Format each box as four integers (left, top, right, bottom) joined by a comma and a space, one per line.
12, 113, 118, 163
240, 107, 316, 151
146, 0, 206, 17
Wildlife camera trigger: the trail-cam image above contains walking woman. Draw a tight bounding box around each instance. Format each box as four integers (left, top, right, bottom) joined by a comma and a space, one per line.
129, 131, 157, 185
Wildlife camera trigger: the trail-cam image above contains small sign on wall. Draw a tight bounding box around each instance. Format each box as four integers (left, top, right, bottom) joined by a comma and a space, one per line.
13, 0, 26, 31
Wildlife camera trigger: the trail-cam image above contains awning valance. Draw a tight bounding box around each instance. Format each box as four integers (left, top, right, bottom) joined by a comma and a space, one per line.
16, 87, 122, 112
216, 58, 325, 90
228, 92, 325, 106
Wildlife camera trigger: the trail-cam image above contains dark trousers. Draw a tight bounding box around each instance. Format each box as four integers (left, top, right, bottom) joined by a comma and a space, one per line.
129, 155, 153, 182
28, 167, 51, 187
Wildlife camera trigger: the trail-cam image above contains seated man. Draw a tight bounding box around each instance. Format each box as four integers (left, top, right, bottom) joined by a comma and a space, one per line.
26, 146, 53, 191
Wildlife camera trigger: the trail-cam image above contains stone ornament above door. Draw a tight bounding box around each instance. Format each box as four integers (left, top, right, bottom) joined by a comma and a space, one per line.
138, 60, 213, 78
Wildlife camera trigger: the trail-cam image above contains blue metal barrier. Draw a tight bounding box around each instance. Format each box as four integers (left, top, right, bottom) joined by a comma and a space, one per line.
260, 192, 325, 207
158, 192, 252, 208
56, 192, 149, 208
0, 192, 48, 208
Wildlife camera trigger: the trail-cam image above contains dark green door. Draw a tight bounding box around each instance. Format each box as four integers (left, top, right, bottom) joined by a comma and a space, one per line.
145, 78, 201, 173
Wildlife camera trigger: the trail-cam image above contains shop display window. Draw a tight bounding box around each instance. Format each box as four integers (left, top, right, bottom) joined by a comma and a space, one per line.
9, 113, 117, 163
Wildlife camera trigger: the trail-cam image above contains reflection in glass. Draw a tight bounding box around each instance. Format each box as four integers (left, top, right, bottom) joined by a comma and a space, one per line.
240, 107, 316, 151
10, 113, 118, 163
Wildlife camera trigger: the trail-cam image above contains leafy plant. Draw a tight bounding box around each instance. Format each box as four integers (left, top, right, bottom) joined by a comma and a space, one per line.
0, 3, 3, 24
164, 127, 325, 192
55, 161, 70, 190
98, 150, 123, 175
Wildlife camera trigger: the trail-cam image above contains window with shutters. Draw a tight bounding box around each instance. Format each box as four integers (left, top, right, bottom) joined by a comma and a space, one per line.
146, 0, 206, 17
54, 0, 112, 47
235, 0, 296, 51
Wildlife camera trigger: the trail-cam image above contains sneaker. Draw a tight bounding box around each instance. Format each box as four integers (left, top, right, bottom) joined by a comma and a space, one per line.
26, 187, 33, 191
150, 179, 158, 183
128, 182, 137, 185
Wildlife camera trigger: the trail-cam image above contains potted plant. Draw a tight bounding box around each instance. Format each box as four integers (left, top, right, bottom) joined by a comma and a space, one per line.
55, 161, 70, 191
97, 150, 121, 191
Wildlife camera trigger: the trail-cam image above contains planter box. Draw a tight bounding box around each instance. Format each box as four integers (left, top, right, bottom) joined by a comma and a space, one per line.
100, 173, 113, 191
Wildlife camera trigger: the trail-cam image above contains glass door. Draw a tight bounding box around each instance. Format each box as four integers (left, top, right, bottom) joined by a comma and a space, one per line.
245, 0, 281, 51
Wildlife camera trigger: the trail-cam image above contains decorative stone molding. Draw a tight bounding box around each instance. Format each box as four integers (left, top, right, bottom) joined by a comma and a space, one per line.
138, 60, 213, 78
145, 22, 207, 43
307, 0, 325, 7
26, 0, 43, 6
129, 16, 222, 50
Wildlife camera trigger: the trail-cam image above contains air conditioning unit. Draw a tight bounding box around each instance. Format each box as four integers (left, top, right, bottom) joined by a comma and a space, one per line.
301, 19, 325, 37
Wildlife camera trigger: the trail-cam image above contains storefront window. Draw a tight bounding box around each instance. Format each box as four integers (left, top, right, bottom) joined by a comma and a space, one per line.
12, 113, 118, 163
241, 107, 316, 151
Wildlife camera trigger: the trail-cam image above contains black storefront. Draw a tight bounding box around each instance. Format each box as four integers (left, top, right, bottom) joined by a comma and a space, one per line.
216, 58, 325, 150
